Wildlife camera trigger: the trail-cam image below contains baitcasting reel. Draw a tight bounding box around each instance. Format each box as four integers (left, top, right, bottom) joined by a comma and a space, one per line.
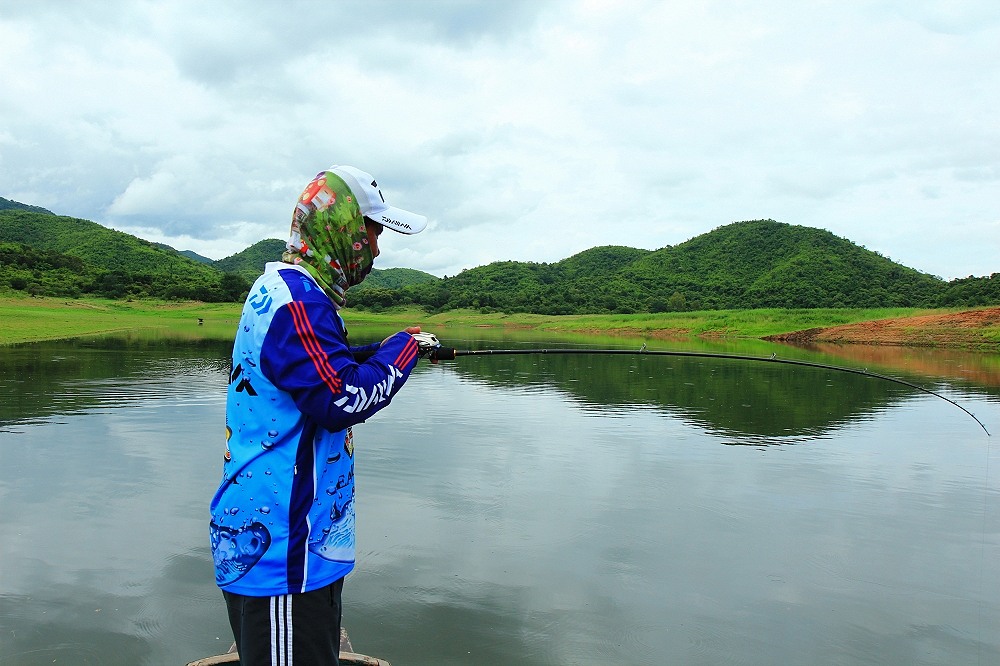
411, 331, 441, 357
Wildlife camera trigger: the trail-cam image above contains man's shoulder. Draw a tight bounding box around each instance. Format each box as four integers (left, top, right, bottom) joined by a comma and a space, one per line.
239, 265, 332, 330
252, 264, 330, 306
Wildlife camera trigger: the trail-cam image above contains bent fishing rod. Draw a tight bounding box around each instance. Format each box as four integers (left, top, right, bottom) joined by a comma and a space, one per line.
393, 333, 989, 436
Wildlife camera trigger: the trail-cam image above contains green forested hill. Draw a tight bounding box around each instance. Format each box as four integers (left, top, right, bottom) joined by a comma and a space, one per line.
621, 220, 943, 309
0, 210, 248, 300
354, 220, 998, 313
0, 210, 208, 273
558, 245, 653, 278
1, 207, 996, 311
376, 246, 653, 313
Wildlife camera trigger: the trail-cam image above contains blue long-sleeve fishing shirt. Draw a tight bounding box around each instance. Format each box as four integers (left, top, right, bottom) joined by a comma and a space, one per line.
210, 262, 419, 596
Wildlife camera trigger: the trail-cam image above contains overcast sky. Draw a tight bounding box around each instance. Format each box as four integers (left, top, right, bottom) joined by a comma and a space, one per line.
1, 1, 997, 280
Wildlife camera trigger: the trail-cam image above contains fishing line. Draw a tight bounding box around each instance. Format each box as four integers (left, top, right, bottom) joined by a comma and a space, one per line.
978, 424, 993, 665
422, 345, 991, 435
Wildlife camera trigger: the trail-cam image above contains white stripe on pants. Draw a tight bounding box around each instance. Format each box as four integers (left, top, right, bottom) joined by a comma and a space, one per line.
270, 594, 293, 665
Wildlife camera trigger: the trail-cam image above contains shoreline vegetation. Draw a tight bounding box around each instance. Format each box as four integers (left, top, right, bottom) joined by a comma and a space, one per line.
2, 296, 998, 350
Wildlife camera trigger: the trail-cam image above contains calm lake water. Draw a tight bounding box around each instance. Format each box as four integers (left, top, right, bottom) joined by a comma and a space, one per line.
1, 328, 999, 665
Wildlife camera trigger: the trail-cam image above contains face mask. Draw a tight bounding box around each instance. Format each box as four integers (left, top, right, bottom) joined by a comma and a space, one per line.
282, 170, 376, 307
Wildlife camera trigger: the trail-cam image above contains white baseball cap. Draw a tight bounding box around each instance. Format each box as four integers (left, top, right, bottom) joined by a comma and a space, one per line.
327, 165, 427, 235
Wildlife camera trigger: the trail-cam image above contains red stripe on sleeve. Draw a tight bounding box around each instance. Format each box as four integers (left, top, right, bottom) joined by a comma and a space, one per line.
394, 338, 418, 369
287, 301, 343, 394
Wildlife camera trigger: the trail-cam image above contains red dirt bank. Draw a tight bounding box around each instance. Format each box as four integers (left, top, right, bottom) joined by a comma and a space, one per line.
764, 307, 1000, 349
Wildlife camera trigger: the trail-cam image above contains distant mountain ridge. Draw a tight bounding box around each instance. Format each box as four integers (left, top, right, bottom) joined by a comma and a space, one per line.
210, 237, 439, 290
353, 219, 998, 313
0, 197, 53, 215
212, 238, 287, 281
1, 199, 996, 310
0, 210, 247, 301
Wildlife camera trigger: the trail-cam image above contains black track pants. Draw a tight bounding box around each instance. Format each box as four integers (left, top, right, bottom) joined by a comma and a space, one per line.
223, 578, 344, 666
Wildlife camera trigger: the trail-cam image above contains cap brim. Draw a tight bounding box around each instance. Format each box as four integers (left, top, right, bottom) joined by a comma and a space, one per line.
370, 206, 427, 235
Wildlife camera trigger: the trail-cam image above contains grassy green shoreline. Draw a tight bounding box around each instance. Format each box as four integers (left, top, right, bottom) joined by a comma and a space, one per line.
1, 295, 986, 347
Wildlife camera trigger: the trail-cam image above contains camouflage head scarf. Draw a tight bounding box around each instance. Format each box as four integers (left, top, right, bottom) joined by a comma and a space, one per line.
282, 170, 376, 308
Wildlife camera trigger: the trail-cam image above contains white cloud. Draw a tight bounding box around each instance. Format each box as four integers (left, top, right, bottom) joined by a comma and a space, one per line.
0, 0, 997, 278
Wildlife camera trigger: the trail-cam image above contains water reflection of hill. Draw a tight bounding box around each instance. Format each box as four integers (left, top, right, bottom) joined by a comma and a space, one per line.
441, 353, 913, 442
772, 342, 1000, 391
3, 330, 993, 440
374, 326, 998, 440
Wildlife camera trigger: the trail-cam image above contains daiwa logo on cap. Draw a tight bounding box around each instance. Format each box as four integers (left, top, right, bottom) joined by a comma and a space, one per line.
380, 214, 413, 231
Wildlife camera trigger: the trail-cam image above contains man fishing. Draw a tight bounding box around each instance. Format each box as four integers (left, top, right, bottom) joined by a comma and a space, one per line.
210, 165, 429, 665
